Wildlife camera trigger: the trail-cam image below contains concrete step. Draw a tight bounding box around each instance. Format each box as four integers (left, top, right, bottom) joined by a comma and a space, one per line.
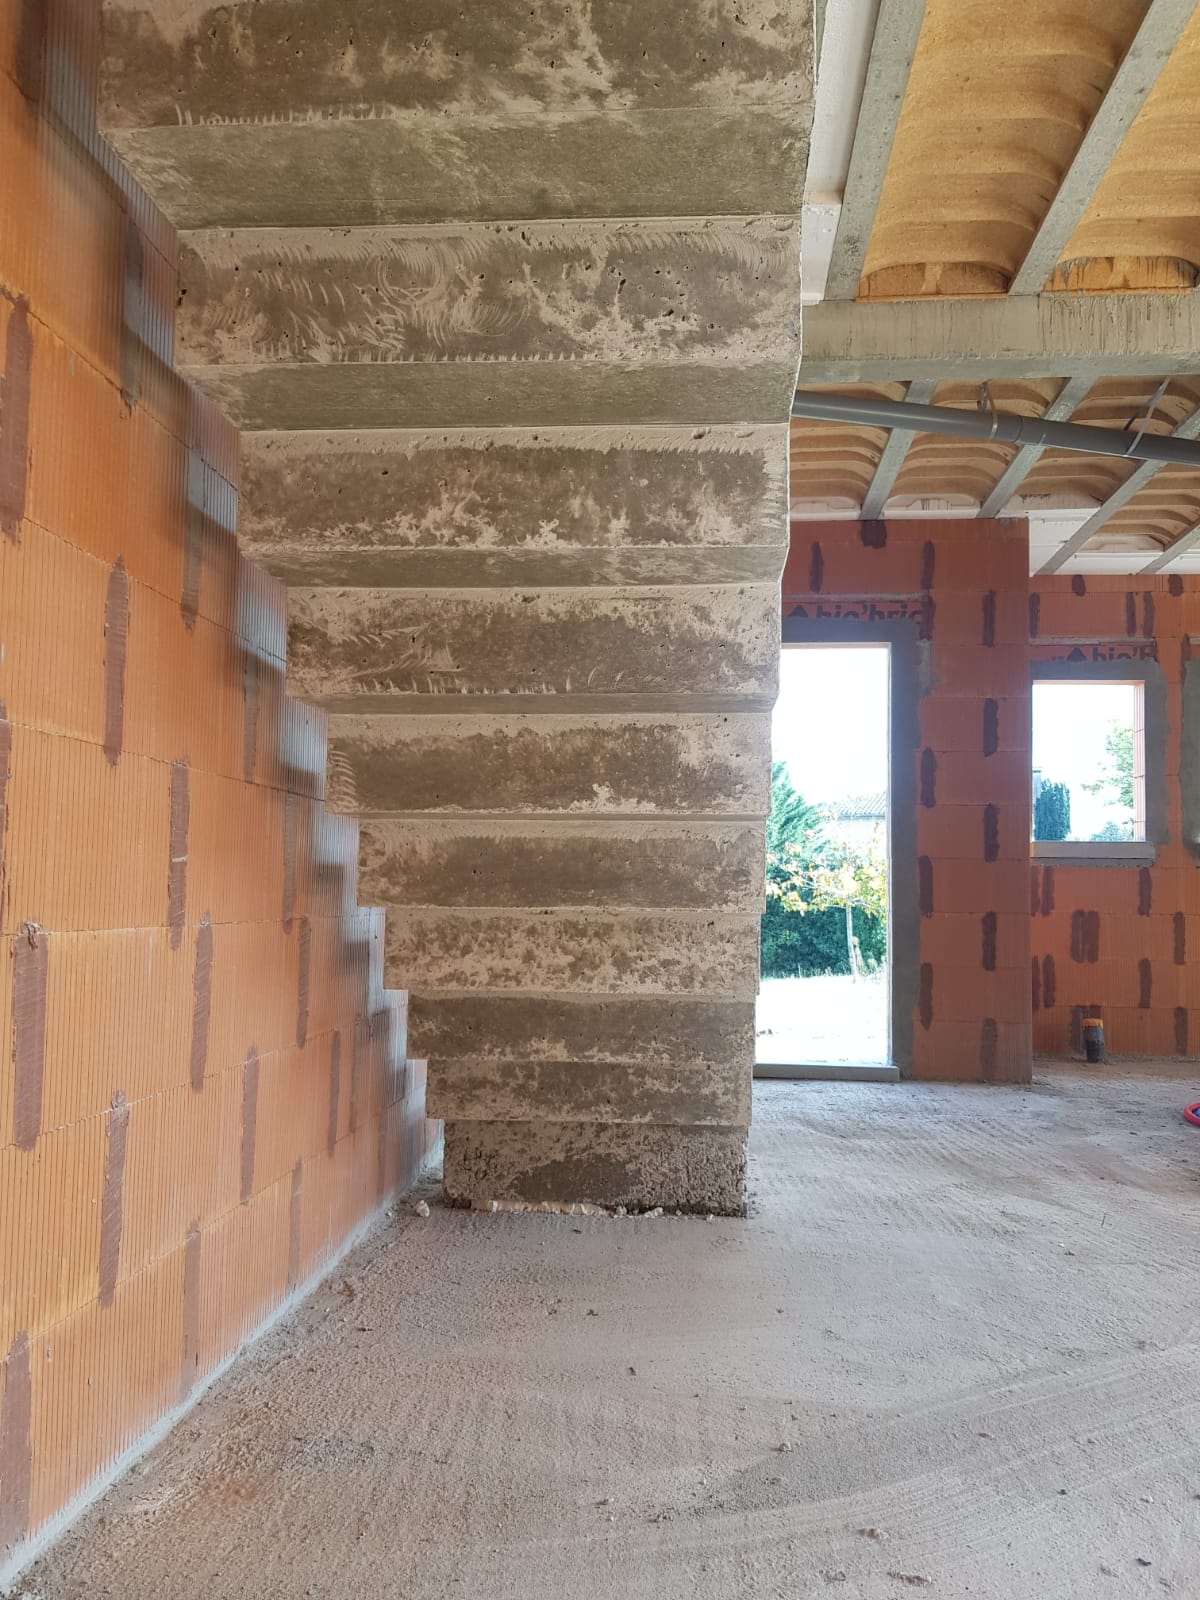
381, 909, 761, 1000
441, 1119, 748, 1213
99, 0, 810, 228
287, 585, 780, 709
413, 993, 752, 1068
427, 1058, 752, 1129
357, 819, 766, 912
192, 359, 803, 433
323, 711, 770, 818
238, 425, 789, 591
173, 220, 801, 430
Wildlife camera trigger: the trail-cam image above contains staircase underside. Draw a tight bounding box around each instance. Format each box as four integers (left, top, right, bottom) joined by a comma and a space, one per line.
101, 0, 813, 1212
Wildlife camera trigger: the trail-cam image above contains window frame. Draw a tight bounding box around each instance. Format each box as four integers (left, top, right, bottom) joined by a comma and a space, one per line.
1029, 659, 1167, 867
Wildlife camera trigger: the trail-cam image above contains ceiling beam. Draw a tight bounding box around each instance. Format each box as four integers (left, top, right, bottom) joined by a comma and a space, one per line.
1008, 0, 1195, 296
1141, 519, 1200, 573
977, 376, 1094, 517
1036, 405, 1200, 574
859, 379, 936, 516
823, 0, 926, 301
800, 292, 1200, 382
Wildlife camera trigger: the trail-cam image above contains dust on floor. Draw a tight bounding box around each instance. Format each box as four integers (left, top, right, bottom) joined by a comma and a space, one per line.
20, 1064, 1200, 1600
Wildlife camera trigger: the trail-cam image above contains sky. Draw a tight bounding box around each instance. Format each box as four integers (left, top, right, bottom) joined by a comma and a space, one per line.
771, 645, 889, 804
772, 648, 1137, 841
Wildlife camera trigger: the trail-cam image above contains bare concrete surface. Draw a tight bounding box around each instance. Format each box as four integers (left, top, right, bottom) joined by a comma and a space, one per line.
23, 1065, 1200, 1600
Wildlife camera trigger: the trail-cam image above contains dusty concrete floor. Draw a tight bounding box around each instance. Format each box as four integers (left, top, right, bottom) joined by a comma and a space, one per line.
23, 1064, 1200, 1600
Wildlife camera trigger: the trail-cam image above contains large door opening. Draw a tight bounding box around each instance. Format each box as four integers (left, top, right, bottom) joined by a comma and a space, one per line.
756, 643, 892, 1076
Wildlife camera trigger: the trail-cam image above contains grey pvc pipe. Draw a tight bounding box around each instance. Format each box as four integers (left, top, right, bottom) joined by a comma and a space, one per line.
790, 391, 1200, 467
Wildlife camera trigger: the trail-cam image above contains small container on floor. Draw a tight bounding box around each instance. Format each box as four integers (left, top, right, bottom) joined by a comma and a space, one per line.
1082, 1017, 1105, 1064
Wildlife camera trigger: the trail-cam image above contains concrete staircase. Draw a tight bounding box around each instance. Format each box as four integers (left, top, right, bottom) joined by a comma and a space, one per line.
99, 0, 812, 1212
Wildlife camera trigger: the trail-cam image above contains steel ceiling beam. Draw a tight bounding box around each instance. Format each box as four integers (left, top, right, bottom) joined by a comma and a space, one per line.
1036, 405, 1200, 574
977, 377, 1094, 517
859, 379, 936, 517
1008, 0, 1195, 296
823, 0, 926, 301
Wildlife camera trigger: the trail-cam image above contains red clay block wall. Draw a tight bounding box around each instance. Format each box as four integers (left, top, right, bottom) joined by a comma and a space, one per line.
1030, 575, 1200, 1058
783, 518, 1033, 1083
0, 0, 435, 1569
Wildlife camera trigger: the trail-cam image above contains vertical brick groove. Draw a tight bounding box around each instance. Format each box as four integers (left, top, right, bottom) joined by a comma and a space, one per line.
1137, 959, 1152, 1011
120, 219, 144, 409
0, 297, 33, 540
1042, 955, 1056, 1010
982, 699, 999, 757
919, 748, 936, 808
102, 557, 129, 766
349, 1017, 363, 1133
287, 1160, 303, 1291
189, 914, 214, 1092
327, 1029, 342, 1155
297, 916, 312, 1048
1173, 912, 1187, 965
918, 963, 933, 1030
180, 1221, 202, 1403
1040, 866, 1055, 917
0, 1330, 32, 1554
1028, 592, 1040, 637
242, 655, 260, 783
168, 760, 190, 949
983, 804, 999, 863
1031, 955, 1041, 1013
12, 923, 48, 1150
240, 1046, 260, 1205
0, 701, 11, 892
919, 540, 935, 590
981, 911, 997, 972
1137, 868, 1152, 917
98, 1091, 130, 1308
918, 855, 934, 917
282, 791, 297, 933
14, 0, 46, 102
181, 449, 204, 628
1124, 592, 1137, 637
860, 519, 886, 549
981, 591, 996, 647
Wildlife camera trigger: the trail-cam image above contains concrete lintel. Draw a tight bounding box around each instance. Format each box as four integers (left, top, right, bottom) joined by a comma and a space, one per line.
860, 377, 936, 517
799, 294, 1200, 383
978, 376, 1094, 517
1008, 0, 1196, 296
824, 0, 927, 300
